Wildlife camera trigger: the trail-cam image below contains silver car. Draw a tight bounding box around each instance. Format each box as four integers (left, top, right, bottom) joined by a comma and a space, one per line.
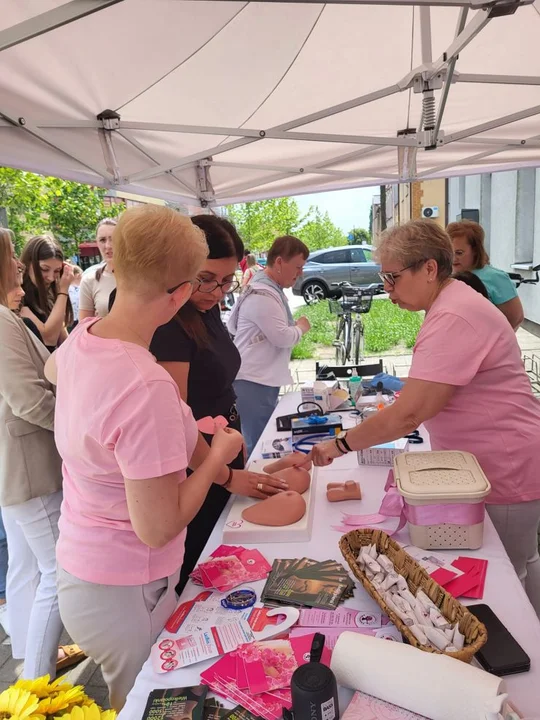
293, 245, 382, 304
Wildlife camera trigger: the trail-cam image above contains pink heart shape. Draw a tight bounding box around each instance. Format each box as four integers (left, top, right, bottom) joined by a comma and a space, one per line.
196, 415, 229, 435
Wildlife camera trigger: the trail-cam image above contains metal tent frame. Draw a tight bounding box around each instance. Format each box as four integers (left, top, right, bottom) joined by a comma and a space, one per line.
1, 0, 540, 207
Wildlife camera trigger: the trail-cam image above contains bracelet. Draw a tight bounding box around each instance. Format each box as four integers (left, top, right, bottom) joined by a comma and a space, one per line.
222, 467, 234, 489
334, 438, 347, 455
57, 292, 69, 297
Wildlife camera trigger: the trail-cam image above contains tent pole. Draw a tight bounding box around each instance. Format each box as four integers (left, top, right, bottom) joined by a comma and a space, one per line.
432, 7, 468, 144
0, 0, 122, 53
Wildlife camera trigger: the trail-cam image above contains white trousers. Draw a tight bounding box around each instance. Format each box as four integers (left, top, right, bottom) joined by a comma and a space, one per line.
2, 491, 64, 678
487, 499, 540, 616
57, 566, 179, 712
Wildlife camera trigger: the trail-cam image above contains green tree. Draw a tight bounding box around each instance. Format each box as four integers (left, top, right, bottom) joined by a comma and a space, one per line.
298, 208, 347, 250
347, 227, 371, 245
226, 198, 307, 252
226, 199, 346, 252
43, 177, 122, 256
0, 168, 46, 253
0, 167, 123, 256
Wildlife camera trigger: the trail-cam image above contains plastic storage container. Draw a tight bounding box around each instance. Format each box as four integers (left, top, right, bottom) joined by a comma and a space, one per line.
393, 450, 491, 550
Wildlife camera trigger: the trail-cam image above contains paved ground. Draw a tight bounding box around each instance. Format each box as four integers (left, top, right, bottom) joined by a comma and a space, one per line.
0, 626, 109, 707
1, 317, 539, 704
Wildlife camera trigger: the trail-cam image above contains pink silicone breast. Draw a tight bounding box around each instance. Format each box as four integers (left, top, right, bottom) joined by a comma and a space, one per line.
270, 466, 311, 494
264, 453, 312, 474
242, 491, 306, 526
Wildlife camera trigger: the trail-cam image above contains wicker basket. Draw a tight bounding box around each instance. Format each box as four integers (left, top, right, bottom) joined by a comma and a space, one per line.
339, 528, 487, 663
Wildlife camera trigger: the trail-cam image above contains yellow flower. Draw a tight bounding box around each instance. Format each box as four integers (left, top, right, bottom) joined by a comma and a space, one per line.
54, 705, 116, 720
13, 676, 75, 700
36, 687, 87, 716
0, 687, 42, 719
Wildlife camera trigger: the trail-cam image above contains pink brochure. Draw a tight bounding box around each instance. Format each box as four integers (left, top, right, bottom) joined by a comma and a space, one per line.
290, 625, 402, 650
298, 607, 383, 629
237, 632, 333, 694
342, 690, 428, 720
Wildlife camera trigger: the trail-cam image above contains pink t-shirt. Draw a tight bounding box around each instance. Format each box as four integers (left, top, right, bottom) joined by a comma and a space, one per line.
54, 318, 198, 585
409, 280, 540, 505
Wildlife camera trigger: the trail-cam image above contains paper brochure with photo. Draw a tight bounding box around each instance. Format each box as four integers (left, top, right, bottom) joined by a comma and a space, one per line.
195, 546, 272, 591
151, 620, 255, 673
141, 685, 208, 720
201, 633, 331, 720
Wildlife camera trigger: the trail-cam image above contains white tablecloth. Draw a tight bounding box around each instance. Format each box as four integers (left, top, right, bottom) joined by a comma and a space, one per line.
119, 393, 540, 719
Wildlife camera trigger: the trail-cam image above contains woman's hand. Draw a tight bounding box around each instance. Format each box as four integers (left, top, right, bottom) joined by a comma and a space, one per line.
309, 439, 343, 467
58, 263, 74, 294
211, 427, 245, 465
228, 469, 287, 499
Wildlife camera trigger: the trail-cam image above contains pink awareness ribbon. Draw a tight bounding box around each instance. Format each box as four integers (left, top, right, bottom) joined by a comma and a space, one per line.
332, 470, 485, 534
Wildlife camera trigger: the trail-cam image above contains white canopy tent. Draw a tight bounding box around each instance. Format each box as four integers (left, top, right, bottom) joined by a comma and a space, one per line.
2, 0, 540, 209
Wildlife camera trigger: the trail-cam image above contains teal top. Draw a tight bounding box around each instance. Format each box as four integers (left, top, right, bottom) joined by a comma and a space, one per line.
472, 265, 518, 305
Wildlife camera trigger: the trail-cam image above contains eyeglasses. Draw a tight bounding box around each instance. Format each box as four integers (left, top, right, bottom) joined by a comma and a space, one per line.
197, 279, 240, 294
378, 261, 424, 288
167, 279, 198, 295
167, 278, 241, 295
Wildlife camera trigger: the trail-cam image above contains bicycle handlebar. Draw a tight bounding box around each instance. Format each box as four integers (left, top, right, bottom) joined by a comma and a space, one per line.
509, 265, 540, 288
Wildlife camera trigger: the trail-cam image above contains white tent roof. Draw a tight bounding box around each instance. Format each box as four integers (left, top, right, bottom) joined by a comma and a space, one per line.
2, 0, 540, 208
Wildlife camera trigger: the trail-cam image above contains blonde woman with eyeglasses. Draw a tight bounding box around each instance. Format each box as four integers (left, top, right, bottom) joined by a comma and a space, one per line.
49, 207, 244, 710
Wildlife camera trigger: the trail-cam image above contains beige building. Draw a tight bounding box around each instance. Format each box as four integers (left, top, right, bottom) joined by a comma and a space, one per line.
372, 179, 447, 242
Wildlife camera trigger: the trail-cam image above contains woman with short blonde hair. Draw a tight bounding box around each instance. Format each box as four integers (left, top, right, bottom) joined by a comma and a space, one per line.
309, 220, 540, 613
52, 205, 244, 711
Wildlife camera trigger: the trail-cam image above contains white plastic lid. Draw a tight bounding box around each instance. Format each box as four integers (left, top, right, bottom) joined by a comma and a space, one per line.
394, 451, 491, 502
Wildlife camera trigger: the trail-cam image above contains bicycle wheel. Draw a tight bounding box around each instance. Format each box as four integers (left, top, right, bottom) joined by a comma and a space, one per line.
334, 317, 345, 364
354, 319, 364, 365
343, 316, 352, 363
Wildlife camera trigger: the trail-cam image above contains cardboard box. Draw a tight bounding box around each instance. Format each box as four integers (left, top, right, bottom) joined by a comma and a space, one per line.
357, 438, 409, 466
291, 413, 343, 437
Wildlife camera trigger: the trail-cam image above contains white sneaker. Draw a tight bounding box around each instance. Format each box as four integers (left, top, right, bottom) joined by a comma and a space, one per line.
0, 604, 10, 636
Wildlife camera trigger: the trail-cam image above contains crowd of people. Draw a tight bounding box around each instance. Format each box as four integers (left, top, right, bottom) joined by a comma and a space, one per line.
0, 209, 538, 711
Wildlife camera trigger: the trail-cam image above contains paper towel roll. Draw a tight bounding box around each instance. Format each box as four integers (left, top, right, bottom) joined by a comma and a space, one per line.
331, 632, 506, 720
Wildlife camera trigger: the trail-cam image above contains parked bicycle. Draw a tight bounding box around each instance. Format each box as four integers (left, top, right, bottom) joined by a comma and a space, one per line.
329, 282, 379, 365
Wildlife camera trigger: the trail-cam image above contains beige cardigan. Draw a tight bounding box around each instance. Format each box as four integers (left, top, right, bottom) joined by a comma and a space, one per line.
0, 306, 62, 506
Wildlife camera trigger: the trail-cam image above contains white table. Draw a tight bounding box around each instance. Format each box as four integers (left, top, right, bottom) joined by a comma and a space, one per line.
120, 393, 540, 719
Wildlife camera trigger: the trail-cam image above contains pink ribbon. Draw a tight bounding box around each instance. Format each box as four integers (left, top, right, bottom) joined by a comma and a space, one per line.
333, 470, 485, 535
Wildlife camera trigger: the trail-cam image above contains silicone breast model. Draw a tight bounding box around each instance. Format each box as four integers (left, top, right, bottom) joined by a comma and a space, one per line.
264, 453, 312, 474
270, 466, 311, 494
326, 480, 362, 502
242, 491, 306, 526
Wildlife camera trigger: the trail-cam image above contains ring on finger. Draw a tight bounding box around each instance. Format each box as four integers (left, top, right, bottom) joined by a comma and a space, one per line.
257, 482, 263, 491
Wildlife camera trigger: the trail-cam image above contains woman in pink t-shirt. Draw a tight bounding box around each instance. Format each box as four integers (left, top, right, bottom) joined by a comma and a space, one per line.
50, 206, 244, 711
309, 220, 540, 614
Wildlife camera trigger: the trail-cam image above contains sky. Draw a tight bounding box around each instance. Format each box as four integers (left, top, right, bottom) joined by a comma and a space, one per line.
294, 186, 377, 235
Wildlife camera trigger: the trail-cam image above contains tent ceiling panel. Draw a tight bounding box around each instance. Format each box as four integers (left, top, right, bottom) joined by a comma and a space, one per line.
2, 0, 540, 208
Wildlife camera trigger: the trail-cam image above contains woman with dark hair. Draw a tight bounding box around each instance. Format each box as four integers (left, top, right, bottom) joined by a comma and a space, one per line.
452, 270, 489, 299
20, 235, 74, 351
447, 220, 524, 329
150, 215, 285, 592
229, 235, 311, 455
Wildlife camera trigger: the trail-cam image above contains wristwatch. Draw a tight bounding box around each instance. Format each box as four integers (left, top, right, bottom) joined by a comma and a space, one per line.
336, 430, 352, 453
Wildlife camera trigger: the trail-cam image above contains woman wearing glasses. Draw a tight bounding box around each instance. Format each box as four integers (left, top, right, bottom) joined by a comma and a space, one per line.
308, 220, 540, 614
150, 215, 285, 592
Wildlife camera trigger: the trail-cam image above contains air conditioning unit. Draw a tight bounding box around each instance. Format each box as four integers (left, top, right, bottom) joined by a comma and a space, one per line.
422, 206, 440, 219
